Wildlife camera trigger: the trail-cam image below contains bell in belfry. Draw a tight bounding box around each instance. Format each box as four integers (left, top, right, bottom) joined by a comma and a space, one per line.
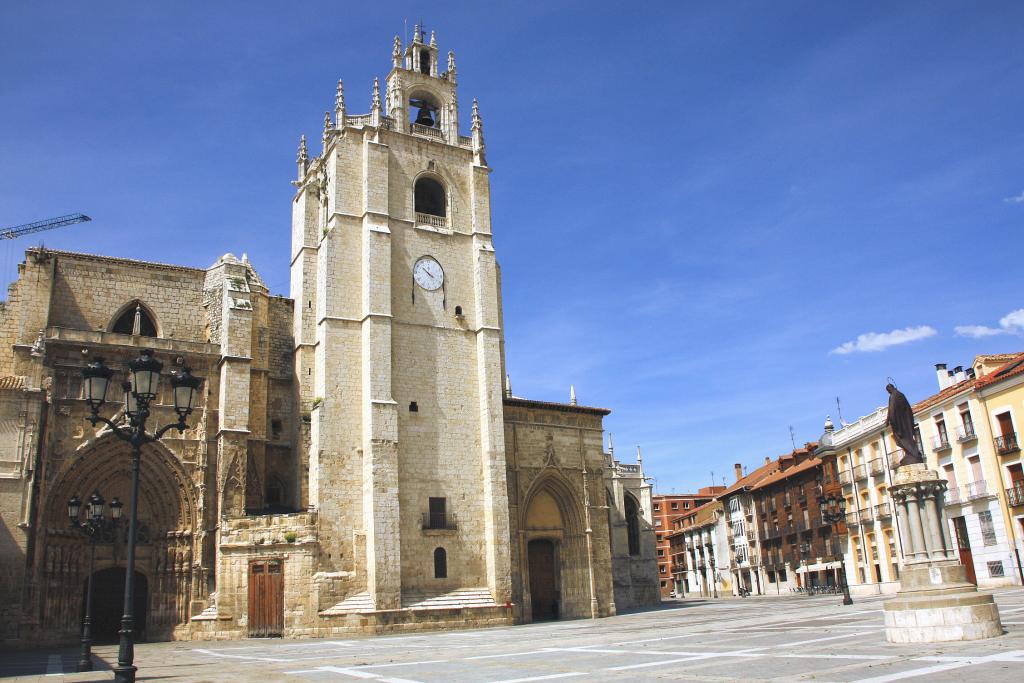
411, 98, 436, 127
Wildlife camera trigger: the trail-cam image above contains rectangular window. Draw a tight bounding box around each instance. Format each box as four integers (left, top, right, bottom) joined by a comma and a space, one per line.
684, 501, 690, 509
671, 502, 678, 510
654, 503, 660, 511
987, 560, 1005, 578
978, 510, 997, 546
427, 497, 448, 529
959, 403, 974, 437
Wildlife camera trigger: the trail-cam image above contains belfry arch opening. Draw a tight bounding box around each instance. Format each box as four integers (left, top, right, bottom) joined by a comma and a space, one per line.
409, 94, 440, 128
110, 301, 158, 337
414, 176, 446, 217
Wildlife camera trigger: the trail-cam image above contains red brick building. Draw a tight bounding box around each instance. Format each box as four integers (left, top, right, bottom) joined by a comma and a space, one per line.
653, 487, 723, 596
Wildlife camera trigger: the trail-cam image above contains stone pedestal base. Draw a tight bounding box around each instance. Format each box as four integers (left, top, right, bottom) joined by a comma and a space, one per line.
883, 560, 1003, 643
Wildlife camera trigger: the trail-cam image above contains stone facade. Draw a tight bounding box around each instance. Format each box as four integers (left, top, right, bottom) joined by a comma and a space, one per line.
0, 28, 657, 645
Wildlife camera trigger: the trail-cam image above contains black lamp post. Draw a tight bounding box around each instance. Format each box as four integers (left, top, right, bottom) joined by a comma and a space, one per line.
69, 490, 122, 671
819, 494, 853, 606
81, 351, 202, 683
709, 550, 719, 599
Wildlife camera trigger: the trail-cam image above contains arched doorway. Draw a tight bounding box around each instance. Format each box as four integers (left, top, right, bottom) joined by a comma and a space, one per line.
528, 539, 558, 620
83, 568, 148, 643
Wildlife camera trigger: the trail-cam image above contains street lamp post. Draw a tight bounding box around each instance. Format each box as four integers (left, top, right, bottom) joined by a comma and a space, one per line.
819, 494, 853, 606
709, 551, 718, 599
68, 491, 123, 671
81, 350, 202, 683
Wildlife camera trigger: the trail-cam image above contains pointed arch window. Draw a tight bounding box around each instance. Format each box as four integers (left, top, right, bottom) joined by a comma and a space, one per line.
111, 302, 158, 337
625, 494, 641, 556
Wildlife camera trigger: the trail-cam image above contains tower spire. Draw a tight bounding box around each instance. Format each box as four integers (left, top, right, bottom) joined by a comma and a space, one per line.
392, 35, 402, 68
296, 134, 308, 180
608, 432, 615, 456
370, 78, 382, 128
335, 80, 345, 127
570, 384, 577, 406
447, 50, 457, 80
429, 30, 436, 47
322, 111, 332, 150
636, 445, 643, 466
504, 373, 512, 398
471, 98, 487, 166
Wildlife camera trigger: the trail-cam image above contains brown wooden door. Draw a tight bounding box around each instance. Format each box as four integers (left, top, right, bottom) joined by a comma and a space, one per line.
528, 539, 558, 621
951, 517, 977, 585
248, 559, 283, 637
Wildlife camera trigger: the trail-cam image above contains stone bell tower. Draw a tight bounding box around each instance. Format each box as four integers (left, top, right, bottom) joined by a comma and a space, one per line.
290, 25, 511, 612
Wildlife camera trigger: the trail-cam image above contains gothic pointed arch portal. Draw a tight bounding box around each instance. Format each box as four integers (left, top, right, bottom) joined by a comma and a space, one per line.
39, 436, 201, 640
520, 475, 590, 621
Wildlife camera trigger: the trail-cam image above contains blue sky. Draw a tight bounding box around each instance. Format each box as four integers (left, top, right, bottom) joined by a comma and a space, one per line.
2, 2, 1022, 493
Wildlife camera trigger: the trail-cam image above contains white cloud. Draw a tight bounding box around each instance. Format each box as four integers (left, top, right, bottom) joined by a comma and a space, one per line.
954, 308, 1024, 338
831, 326, 937, 355
1004, 190, 1024, 204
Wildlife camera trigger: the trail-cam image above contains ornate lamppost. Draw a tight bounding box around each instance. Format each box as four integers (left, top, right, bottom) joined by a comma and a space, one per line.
68, 490, 123, 671
819, 494, 853, 605
81, 350, 202, 683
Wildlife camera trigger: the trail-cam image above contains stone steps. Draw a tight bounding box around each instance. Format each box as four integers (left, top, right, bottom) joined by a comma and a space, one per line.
402, 588, 497, 610
320, 592, 376, 615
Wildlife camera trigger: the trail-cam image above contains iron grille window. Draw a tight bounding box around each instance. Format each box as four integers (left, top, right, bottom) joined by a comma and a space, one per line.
978, 510, 997, 546
987, 560, 1005, 578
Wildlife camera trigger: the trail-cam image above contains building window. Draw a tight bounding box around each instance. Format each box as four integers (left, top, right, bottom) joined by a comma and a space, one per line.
959, 403, 974, 438
625, 494, 641, 556
978, 510, 997, 546
433, 547, 447, 578
111, 301, 157, 337
987, 560, 1005, 578
659, 565, 666, 574
425, 497, 454, 529
654, 503, 660, 511
671, 502, 678, 510
414, 176, 446, 217
684, 502, 690, 509
657, 549, 664, 557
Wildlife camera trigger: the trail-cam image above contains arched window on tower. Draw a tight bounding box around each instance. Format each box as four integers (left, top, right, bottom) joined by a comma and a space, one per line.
419, 49, 431, 75
625, 494, 641, 557
111, 302, 158, 337
433, 547, 447, 578
414, 177, 446, 218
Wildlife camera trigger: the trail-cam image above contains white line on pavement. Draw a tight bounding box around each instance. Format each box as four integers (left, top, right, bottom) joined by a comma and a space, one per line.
283, 665, 423, 682
464, 649, 555, 660
849, 650, 1024, 683
485, 674, 585, 683
193, 647, 292, 662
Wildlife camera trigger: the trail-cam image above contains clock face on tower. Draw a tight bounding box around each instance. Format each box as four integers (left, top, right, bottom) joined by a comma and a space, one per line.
413, 256, 444, 291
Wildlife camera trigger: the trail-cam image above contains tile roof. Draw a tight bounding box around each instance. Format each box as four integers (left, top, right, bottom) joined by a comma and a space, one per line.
912, 376, 976, 413
975, 351, 1024, 389
716, 459, 778, 498
750, 455, 822, 491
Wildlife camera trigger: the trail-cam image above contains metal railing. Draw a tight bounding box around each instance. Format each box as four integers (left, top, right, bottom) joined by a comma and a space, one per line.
1007, 484, 1024, 507
845, 511, 860, 527
887, 450, 904, 468
957, 425, 977, 442
874, 502, 892, 519
947, 485, 963, 506
853, 464, 868, 481
415, 212, 449, 228
995, 433, 1020, 455
932, 434, 952, 452
422, 512, 457, 530
858, 507, 874, 524
962, 480, 990, 501
838, 469, 853, 486
868, 458, 885, 476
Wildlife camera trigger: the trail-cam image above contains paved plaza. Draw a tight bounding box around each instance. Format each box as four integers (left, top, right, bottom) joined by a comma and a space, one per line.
3, 588, 1024, 683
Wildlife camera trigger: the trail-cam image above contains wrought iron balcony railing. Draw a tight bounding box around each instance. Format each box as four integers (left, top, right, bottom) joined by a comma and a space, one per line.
956, 425, 977, 443
874, 502, 892, 519
932, 435, 952, 452
868, 458, 885, 476
422, 512, 458, 530
1007, 484, 1024, 507
996, 433, 1020, 455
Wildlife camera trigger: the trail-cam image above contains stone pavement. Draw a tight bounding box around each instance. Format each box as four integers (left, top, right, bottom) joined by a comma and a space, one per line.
3, 588, 1023, 682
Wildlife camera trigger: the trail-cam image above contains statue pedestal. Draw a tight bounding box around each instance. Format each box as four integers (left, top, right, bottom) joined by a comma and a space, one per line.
884, 465, 1002, 643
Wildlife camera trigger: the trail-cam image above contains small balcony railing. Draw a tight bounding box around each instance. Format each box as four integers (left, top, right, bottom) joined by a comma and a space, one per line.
957, 425, 977, 443
845, 511, 860, 527
852, 464, 868, 481
410, 122, 445, 140
1007, 484, 1024, 507
962, 480, 990, 502
932, 434, 952, 452
887, 450, 904, 468
874, 502, 892, 519
868, 458, 885, 476
422, 512, 458, 530
858, 507, 874, 524
838, 470, 853, 486
415, 212, 449, 228
797, 493, 807, 506
995, 433, 1020, 455
946, 485, 963, 506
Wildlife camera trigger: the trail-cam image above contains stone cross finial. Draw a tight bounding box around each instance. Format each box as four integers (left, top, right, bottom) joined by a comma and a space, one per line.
392, 36, 401, 67
429, 30, 436, 47
335, 80, 345, 125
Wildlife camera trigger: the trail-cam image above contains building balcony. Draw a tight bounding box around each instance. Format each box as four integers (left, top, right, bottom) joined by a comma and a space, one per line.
838, 470, 853, 486
957, 425, 977, 443
1006, 484, 1024, 507
410, 122, 445, 141
932, 435, 952, 453
868, 458, 885, 476
422, 512, 457, 530
845, 511, 860, 527
415, 212, 449, 229
858, 507, 874, 524
797, 493, 807, 506
996, 433, 1020, 455
852, 464, 868, 481
963, 480, 991, 502
887, 450, 904, 468
874, 502, 892, 519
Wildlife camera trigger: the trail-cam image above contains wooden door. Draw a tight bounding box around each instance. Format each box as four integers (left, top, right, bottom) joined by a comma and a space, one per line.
248, 559, 283, 637
951, 517, 977, 585
528, 539, 558, 621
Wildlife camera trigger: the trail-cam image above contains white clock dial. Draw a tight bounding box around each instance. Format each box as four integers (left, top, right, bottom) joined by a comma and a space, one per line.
413, 257, 444, 291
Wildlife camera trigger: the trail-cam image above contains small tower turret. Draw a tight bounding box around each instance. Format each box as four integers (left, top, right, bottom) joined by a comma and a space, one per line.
392, 35, 402, 68
296, 135, 308, 181
321, 111, 332, 151
472, 98, 487, 166
334, 79, 345, 127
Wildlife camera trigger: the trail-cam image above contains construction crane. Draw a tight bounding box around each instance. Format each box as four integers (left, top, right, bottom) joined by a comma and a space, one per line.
0, 213, 91, 241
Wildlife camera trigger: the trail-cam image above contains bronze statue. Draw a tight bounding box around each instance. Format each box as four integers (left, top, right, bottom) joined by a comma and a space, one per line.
886, 383, 924, 467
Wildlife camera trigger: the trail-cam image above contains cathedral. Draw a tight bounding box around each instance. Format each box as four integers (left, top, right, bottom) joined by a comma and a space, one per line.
0, 28, 658, 644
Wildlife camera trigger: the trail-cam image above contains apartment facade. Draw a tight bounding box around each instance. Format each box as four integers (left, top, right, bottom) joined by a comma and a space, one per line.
652, 488, 722, 596
716, 461, 777, 595
667, 500, 728, 598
